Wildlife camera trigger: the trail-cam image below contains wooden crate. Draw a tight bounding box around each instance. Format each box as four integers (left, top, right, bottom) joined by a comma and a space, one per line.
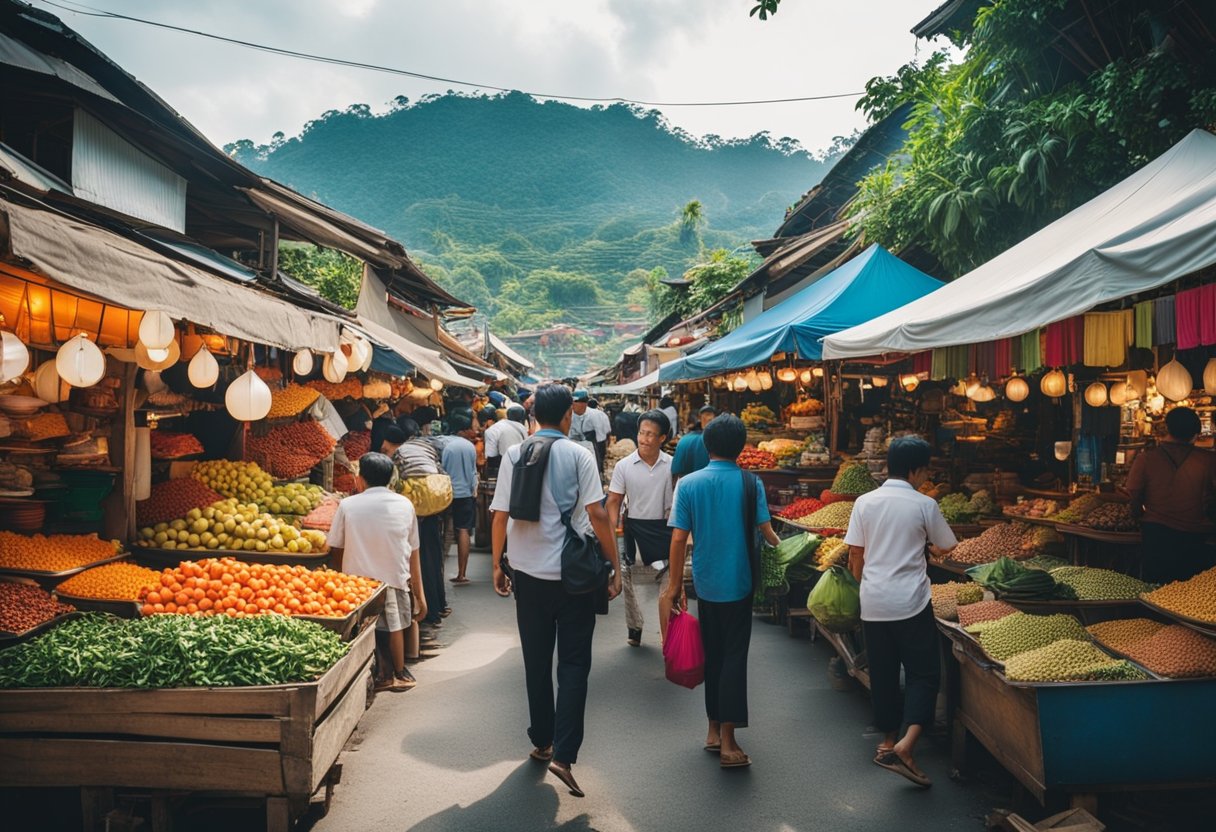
0, 621, 374, 821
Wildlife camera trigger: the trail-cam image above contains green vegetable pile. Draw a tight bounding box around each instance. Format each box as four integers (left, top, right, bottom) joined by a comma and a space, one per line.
0, 613, 349, 689
975, 612, 1089, 661
801, 501, 854, 530
938, 490, 994, 523
966, 557, 1076, 601
1048, 566, 1155, 601
756, 533, 820, 602
830, 463, 878, 496
1003, 639, 1149, 682
1019, 554, 1071, 572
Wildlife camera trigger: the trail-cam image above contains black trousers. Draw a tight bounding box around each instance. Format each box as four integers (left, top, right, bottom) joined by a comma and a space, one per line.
862, 602, 939, 734
513, 569, 597, 765
697, 596, 752, 726
419, 515, 445, 625
1140, 522, 1216, 584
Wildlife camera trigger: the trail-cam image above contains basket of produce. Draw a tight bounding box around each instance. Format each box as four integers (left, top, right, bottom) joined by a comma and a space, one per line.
757, 438, 805, 468
149, 431, 204, 459
0, 581, 77, 642
53, 561, 163, 617
396, 473, 454, 517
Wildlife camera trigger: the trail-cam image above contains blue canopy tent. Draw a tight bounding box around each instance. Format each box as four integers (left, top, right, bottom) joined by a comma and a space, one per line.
659, 245, 943, 381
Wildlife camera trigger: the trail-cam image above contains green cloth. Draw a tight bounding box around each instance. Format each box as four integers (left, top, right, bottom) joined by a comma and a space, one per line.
1019, 330, 1042, 372
1134, 301, 1154, 349
930, 345, 969, 380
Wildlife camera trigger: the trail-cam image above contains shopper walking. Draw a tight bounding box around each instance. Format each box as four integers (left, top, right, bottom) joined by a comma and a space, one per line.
605, 409, 673, 647
569, 389, 609, 474
484, 404, 529, 477
661, 414, 779, 769
328, 453, 424, 692
443, 414, 479, 586
1126, 406, 1216, 583
845, 435, 957, 788
395, 419, 450, 628
671, 405, 716, 479
490, 383, 621, 798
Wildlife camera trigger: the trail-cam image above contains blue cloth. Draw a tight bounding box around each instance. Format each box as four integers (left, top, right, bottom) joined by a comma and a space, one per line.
670, 460, 771, 602
441, 435, 478, 498
671, 432, 709, 477
660, 245, 943, 381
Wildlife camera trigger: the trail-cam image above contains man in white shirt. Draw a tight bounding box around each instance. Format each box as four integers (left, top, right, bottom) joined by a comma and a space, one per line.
329, 453, 425, 693
569, 389, 609, 473
586, 399, 613, 473
605, 409, 673, 647
844, 436, 956, 788
484, 405, 529, 476
490, 384, 621, 799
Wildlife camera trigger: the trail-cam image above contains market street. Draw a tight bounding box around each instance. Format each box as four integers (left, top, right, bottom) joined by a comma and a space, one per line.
312, 551, 995, 832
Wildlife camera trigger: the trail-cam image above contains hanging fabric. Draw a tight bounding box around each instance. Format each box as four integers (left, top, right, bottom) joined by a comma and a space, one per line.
1019, 329, 1042, 372
1200, 283, 1216, 346
1045, 318, 1083, 366
971, 341, 997, 380
1134, 300, 1154, 349
993, 338, 1013, 377
1176, 287, 1202, 349
930, 348, 946, 381
912, 351, 932, 375
1083, 310, 1134, 367
1154, 295, 1176, 346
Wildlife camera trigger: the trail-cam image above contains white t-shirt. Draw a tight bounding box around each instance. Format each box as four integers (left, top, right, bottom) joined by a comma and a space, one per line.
588, 408, 612, 440
843, 479, 957, 622
327, 487, 421, 591
661, 406, 679, 436
608, 450, 673, 520
489, 433, 604, 580
484, 418, 528, 459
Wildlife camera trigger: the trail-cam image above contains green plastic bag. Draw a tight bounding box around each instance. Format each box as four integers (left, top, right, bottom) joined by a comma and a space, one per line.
806, 565, 861, 633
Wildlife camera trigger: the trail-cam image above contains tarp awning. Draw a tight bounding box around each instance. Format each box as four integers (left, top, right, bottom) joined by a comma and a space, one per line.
591, 368, 661, 395
661, 245, 943, 381
822, 130, 1216, 359
1, 198, 341, 351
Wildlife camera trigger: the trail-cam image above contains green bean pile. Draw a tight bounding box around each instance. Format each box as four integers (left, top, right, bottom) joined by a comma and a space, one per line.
0, 613, 349, 688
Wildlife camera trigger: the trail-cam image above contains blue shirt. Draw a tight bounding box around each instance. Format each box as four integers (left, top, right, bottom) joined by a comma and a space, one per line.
441, 435, 478, 498
670, 460, 771, 602
671, 432, 709, 477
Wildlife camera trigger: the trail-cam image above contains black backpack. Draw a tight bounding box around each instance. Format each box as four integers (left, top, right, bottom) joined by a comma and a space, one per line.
508, 435, 561, 521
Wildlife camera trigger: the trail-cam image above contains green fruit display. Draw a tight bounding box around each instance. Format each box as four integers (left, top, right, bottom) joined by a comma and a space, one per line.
134, 498, 328, 554
976, 612, 1088, 661
830, 463, 878, 496
1048, 566, 1155, 601
1004, 639, 1149, 682
191, 460, 323, 516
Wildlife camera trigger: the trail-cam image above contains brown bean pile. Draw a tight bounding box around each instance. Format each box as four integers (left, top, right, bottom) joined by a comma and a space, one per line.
1123, 625, 1216, 678
1085, 618, 1168, 653
1079, 502, 1137, 531
949, 522, 1034, 564
246, 421, 337, 479
1142, 566, 1216, 624
958, 599, 1019, 628
0, 582, 74, 634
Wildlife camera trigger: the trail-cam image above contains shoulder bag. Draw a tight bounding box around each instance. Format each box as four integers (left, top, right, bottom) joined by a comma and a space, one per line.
741, 469, 762, 604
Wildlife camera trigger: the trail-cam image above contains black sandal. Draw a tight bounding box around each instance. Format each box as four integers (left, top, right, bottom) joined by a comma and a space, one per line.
548, 763, 584, 797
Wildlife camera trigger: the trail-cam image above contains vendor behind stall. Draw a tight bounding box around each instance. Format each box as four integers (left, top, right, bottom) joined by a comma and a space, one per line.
1126, 406, 1216, 583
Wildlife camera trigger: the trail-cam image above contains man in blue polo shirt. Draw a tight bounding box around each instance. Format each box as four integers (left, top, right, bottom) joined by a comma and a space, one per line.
661, 413, 780, 770
671, 405, 717, 479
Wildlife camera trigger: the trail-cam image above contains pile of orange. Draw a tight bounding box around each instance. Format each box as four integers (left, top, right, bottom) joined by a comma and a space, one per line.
138, 557, 379, 619
0, 531, 122, 572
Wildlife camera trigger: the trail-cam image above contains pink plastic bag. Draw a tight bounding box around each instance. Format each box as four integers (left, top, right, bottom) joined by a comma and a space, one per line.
663, 609, 705, 689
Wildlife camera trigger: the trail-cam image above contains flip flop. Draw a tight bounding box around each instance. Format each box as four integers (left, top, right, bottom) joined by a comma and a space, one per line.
873, 751, 932, 788
548, 763, 584, 797
529, 745, 553, 762
703, 744, 721, 753
720, 750, 751, 768
450, 577, 470, 585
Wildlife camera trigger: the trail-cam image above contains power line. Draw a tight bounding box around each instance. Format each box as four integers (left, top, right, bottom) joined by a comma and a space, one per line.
36, 0, 864, 108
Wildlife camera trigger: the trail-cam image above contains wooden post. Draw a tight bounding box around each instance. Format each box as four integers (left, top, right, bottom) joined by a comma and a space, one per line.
268, 219, 280, 279
104, 361, 138, 541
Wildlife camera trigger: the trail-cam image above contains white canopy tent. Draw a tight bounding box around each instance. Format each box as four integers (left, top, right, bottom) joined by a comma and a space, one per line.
822, 130, 1216, 359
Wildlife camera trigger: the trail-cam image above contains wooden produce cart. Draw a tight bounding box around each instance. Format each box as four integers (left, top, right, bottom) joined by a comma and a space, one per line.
0, 621, 376, 832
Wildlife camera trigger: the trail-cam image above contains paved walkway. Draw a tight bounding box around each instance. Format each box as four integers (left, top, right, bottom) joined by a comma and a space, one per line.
312, 552, 997, 832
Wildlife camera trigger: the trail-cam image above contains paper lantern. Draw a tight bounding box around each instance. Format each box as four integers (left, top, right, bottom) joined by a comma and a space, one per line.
1109, 379, 1130, 406
322, 350, 348, 384
812, 367, 824, 378
429, 377, 444, 392
138, 310, 175, 351
0, 330, 30, 382
1084, 382, 1108, 407
1054, 441, 1072, 461
1005, 375, 1029, 402
187, 346, 219, 388
798, 369, 812, 385
292, 350, 314, 376
733, 374, 749, 392
971, 384, 996, 403
899, 374, 920, 393
33, 360, 67, 403
759, 371, 773, 390
777, 367, 797, 383
225, 369, 272, 421
56, 334, 106, 387
746, 370, 762, 393
1204, 358, 1216, 395
134, 339, 180, 371
1127, 370, 1148, 399
1157, 359, 1193, 401
1040, 369, 1067, 398
348, 336, 371, 372
871, 376, 889, 388
964, 375, 982, 398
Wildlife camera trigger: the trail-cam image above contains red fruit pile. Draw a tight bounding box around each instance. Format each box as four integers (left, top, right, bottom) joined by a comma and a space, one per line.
136, 477, 223, 527
334, 470, 364, 494
246, 420, 337, 479
0, 582, 74, 635
342, 430, 371, 461
737, 448, 777, 470
777, 497, 824, 520
149, 431, 204, 459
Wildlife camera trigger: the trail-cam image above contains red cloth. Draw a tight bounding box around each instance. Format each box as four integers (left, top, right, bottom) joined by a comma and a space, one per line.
913, 350, 932, 375
1045, 318, 1084, 366
1201, 284, 1216, 346
993, 339, 1013, 377
1176, 287, 1202, 350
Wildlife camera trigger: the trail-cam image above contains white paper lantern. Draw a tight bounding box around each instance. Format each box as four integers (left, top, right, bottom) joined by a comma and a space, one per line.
322, 349, 348, 383
360, 341, 374, 372
1109, 379, 1130, 406
292, 350, 314, 376
56, 334, 106, 387
964, 374, 982, 398
1084, 382, 1108, 408
777, 367, 797, 383
1203, 358, 1216, 395
733, 374, 749, 392
0, 330, 30, 382
759, 371, 773, 390
746, 370, 762, 393
798, 369, 812, 385
1005, 376, 1029, 402
348, 336, 371, 372
225, 369, 272, 421
429, 377, 444, 392
33, 360, 67, 403
1157, 358, 1193, 402
187, 346, 219, 388
971, 384, 996, 403
135, 339, 180, 371
138, 310, 176, 351
1040, 368, 1067, 398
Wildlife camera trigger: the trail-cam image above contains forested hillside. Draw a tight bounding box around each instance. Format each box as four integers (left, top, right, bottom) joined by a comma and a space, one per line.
227, 92, 833, 372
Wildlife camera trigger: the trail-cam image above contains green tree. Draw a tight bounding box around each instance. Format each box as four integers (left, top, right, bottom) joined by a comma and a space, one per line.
277, 243, 362, 309
678, 199, 705, 249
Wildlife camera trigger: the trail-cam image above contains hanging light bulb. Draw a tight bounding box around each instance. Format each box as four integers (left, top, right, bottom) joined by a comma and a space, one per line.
138, 310, 176, 351
1005, 375, 1029, 402
0, 329, 30, 383
292, 350, 314, 376
777, 367, 797, 383
871, 376, 889, 388
429, 377, 444, 392
900, 374, 920, 393
759, 371, 773, 390
733, 374, 749, 392
1054, 441, 1072, 461
187, 346, 219, 388
1040, 368, 1067, 398
322, 349, 348, 384
1157, 358, 1193, 402
1084, 382, 1108, 407
33, 360, 67, 403
812, 367, 824, 378
225, 369, 272, 421
56, 333, 106, 387
971, 384, 996, 403
134, 339, 180, 371
798, 369, 813, 385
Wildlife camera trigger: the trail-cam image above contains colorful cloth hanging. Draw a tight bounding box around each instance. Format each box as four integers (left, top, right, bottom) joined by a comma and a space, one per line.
1045, 318, 1084, 366
970, 341, 998, 380
1019, 329, 1042, 372
1176, 287, 1202, 349
1201, 284, 1216, 346
1134, 300, 1154, 349
930, 345, 968, 380
912, 351, 932, 375
1083, 310, 1133, 367
993, 338, 1012, 377
1154, 295, 1176, 346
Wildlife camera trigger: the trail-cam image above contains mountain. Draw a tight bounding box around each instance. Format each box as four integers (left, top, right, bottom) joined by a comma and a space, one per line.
228, 92, 832, 373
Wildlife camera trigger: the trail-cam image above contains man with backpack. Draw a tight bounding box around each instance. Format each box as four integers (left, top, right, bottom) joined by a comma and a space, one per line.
489, 384, 621, 799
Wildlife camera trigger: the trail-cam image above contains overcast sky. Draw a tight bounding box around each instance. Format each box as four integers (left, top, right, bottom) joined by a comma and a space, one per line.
36, 0, 950, 155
